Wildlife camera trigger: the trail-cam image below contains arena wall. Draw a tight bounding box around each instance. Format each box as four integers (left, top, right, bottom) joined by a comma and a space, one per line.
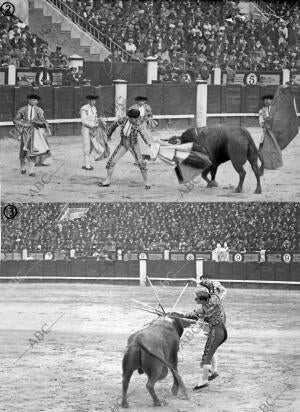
1, 260, 299, 288
1, 83, 293, 138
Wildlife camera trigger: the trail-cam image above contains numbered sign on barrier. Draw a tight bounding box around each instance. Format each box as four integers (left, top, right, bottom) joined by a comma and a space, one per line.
282, 253, 292, 264
244, 72, 258, 85
185, 253, 195, 261
139, 253, 147, 260
233, 252, 243, 262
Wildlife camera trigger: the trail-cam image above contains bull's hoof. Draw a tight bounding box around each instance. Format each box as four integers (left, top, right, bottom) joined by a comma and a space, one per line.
254, 188, 262, 194
234, 187, 242, 193
207, 180, 218, 188
121, 400, 129, 408
171, 385, 179, 396
153, 400, 162, 407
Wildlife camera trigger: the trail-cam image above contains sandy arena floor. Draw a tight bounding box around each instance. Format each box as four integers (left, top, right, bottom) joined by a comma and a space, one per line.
1, 127, 299, 202
0, 284, 299, 412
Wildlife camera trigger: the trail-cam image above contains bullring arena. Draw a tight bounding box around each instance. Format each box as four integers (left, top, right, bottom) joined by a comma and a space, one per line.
1, 283, 299, 412
1, 0, 300, 411
1, 126, 300, 203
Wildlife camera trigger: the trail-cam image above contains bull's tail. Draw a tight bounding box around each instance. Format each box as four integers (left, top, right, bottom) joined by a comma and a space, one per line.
136, 339, 188, 398
241, 127, 264, 176
123, 343, 144, 375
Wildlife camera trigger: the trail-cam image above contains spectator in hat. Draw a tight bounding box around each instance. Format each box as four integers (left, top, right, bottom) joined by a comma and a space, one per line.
98, 108, 151, 189
50, 45, 63, 64
65, 67, 79, 86
19, 51, 33, 67
58, 54, 69, 68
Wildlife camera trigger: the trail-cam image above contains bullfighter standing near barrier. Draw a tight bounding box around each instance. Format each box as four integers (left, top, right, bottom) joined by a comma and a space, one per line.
98, 109, 151, 189
175, 280, 227, 390
14, 94, 51, 177
258, 94, 273, 152
129, 96, 157, 160
80, 95, 109, 171
258, 94, 283, 169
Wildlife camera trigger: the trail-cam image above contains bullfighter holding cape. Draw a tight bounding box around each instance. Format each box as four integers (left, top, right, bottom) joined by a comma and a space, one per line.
80, 95, 110, 171
259, 84, 299, 169
14, 94, 51, 177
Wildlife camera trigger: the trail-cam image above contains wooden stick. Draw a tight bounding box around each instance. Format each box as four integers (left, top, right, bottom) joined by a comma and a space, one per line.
131, 298, 162, 312
131, 306, 162, 316
147, 276, 166, 315
171, 283, 189, 312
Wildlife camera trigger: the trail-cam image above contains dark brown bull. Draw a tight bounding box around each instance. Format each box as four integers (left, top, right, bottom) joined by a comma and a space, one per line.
121, 316, 191, 408
169, 124, 264, 194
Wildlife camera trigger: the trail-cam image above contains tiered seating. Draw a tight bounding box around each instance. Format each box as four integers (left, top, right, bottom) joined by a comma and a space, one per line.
1, 203, 298, 254
68, 0, 300, 82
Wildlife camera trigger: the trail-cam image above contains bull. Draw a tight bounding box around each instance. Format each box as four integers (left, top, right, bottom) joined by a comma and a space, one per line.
121, 315, 192, 408
168, 124, 264, 194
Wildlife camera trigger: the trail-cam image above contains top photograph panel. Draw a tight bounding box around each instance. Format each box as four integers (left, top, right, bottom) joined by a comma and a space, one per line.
0, 0, 299, 202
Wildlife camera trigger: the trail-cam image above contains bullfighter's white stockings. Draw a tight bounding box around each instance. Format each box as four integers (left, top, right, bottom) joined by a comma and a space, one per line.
194, 364, 210, 389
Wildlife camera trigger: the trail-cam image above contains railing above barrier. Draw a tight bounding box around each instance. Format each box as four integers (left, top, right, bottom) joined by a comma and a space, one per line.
1, 250, 299, 263
46, 0, 132, 61
1, 66, 299, 87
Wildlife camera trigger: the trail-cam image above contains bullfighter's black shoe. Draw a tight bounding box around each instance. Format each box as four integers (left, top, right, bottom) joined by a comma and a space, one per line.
82, 166, 94, 170
208, 372, 219, 381
97, 182, 110, 187
193, 382, 209, 390
193, 365, 210, 390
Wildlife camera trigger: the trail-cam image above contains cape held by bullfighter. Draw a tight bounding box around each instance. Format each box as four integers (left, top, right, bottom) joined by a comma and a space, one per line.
259, 84, 299, 170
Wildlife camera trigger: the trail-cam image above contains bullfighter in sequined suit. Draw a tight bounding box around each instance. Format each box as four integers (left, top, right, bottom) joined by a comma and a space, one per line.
98, 109, 151, 189
176, 279, 227, 390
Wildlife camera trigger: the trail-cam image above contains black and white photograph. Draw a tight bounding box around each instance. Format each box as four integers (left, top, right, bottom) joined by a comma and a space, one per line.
0, 0, 300, 411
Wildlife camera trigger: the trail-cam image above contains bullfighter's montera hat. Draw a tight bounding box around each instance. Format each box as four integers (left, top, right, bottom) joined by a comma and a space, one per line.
195, 287, 209, 300
262, 94, 274, 100
86, 95, 99, 100
135, 96, 148, 101
27, 94, 41, 100
127, 109, 140, 118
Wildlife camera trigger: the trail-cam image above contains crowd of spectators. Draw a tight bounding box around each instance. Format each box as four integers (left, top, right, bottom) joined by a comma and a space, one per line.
2, 202, 299, 256
0, 14, 67, 69
64, 0, 300, 83
0, 14, 90, 86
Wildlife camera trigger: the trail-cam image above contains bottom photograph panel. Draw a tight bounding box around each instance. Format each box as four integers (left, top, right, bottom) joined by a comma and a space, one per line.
1, 202, 300, 412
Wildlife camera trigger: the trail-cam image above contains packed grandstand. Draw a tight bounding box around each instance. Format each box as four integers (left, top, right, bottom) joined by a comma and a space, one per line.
1, 0, 300, 84
1, 203, 299, 255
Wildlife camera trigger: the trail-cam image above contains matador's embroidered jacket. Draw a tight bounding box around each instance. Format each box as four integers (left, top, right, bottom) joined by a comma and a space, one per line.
106, 117, 150, 146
